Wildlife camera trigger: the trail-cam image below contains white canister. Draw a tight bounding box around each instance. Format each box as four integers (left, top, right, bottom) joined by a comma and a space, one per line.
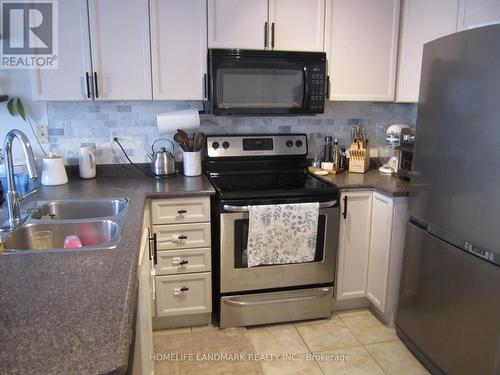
79, 146, 96, 179
41, 154, 68, 186
183, 151, 202, 177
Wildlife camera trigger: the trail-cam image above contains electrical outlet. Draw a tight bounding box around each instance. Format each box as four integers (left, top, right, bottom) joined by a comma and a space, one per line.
36, 124, 49, 144
109, 128, 125, 141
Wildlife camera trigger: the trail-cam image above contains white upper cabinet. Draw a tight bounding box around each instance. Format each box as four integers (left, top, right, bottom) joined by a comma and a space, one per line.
457, 0, 500, 30
328, 0, 400, 101
336, 191, 373, 301
150, 0, 207, 100
208, 0, 268, 49
396, 0, 459, 102
269, 0, 325, 51
87, 0, 151, 100
32, 0, 92, 100
208, 0, 326, 51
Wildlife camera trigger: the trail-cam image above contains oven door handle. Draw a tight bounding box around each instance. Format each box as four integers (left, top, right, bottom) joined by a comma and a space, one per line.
222, 288, 331, 307
222, 200, 337, 213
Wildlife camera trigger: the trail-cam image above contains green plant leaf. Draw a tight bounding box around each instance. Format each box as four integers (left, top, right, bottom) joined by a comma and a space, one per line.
16, 98, 26, 121
7, 98, 15, 116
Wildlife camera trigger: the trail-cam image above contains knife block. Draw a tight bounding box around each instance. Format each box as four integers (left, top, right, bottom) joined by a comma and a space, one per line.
348, 143, 370, 174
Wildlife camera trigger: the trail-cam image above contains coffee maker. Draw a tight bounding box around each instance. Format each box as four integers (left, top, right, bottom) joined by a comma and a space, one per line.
378, 124, 410, 174
396, 127, 416, 179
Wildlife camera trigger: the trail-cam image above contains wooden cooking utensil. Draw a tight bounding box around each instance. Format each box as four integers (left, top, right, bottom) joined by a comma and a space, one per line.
173, 132, 189, 151
193, 131, 206, 152
175, 129, 193, 151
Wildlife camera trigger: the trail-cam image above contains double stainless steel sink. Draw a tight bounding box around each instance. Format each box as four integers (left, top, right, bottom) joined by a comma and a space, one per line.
1, 198, 129, 254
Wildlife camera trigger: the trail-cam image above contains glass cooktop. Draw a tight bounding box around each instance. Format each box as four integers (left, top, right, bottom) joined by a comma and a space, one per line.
208, 172, 339, 200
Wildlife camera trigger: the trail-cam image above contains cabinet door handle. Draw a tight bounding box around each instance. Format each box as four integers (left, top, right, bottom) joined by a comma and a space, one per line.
271, 22, 275, 49
93, 72, 99, 99
264, 22, 268, 48
147, 228, 152, 260
85, 72, 91, 99
343, 196, 348, 219
178, 235, 188, 240
177, 209, 187, 214
180, 286, 189, 292
149, 232, 158, 264
179, 260, 189, 265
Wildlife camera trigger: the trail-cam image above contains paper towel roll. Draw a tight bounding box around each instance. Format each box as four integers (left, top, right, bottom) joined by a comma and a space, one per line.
156, 109, 200, 135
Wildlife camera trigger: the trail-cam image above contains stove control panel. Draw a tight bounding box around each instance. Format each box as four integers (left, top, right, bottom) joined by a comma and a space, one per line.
206, 134, 308, 158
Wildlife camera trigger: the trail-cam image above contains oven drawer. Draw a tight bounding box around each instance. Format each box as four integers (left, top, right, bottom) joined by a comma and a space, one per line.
155, 273, 212, 317
156, 248, 211, 275
154, 223, 211, 250
151, 197, 210, 225
220, 287, 334, 328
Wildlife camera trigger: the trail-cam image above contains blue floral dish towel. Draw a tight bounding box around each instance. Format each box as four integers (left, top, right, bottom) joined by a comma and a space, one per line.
246, 203, 320, 267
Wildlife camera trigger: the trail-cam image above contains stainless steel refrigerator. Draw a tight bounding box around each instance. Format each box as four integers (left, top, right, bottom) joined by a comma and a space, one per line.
396, 24, 500, 375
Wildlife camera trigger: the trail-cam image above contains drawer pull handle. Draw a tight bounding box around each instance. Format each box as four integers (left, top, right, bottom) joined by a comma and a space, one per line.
173, 286, 190, 295
173, 257, 189, 266
171, 234, 188, 242
177, 209, 187, 214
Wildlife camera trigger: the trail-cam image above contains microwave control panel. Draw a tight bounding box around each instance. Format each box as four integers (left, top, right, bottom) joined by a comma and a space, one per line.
308, 65, 326, 112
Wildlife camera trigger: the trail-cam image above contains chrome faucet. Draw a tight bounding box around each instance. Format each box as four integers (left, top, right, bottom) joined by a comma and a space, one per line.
1, 129, 38, 231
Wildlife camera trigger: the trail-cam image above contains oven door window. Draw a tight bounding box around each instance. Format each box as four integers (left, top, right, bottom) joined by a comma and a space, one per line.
216, 67, 304, 109
234, 215, 326, 268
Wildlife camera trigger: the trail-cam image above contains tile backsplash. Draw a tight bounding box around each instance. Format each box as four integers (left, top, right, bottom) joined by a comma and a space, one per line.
46, 101, 417, 164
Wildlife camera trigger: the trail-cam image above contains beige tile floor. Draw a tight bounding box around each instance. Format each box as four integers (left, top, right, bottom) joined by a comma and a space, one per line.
153, 308, 430, 375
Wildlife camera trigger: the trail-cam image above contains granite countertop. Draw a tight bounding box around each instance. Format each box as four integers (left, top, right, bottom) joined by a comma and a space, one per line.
314, 169, 410, 197
0, 173, 215, 375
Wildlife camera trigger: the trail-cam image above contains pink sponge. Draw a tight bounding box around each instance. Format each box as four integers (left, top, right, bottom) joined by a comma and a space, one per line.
63, 235, 83, 249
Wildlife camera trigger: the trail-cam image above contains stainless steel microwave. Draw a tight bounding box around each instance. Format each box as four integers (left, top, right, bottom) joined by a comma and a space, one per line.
208, 49, 328, 115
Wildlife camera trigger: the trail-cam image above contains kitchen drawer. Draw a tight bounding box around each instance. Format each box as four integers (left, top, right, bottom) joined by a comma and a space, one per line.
155, 272, 211, 317
220, 287, 333, 328
151, 197, 210, 225
154, 223, 211, 250
156, 248, 211, 275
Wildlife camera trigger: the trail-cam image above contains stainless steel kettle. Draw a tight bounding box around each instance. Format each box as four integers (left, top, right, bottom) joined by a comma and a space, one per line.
149, 139, 176, 177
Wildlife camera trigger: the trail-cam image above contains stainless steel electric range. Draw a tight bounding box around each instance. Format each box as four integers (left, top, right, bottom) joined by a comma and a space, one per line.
205, 134, 340, 328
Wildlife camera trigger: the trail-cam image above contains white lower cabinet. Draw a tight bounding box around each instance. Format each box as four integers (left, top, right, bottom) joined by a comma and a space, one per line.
336, 190, 408, 324
150, 196, 212, 328
156, 248, 211, 275
155, 273, 212, 317
336, 191, 373, 300
133, 228, 154, 375
366, 192, 395, 310
153, 222, 211, 250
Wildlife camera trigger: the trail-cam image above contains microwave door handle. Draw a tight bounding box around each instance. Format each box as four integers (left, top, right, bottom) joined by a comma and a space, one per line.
303, 66, 309, 108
